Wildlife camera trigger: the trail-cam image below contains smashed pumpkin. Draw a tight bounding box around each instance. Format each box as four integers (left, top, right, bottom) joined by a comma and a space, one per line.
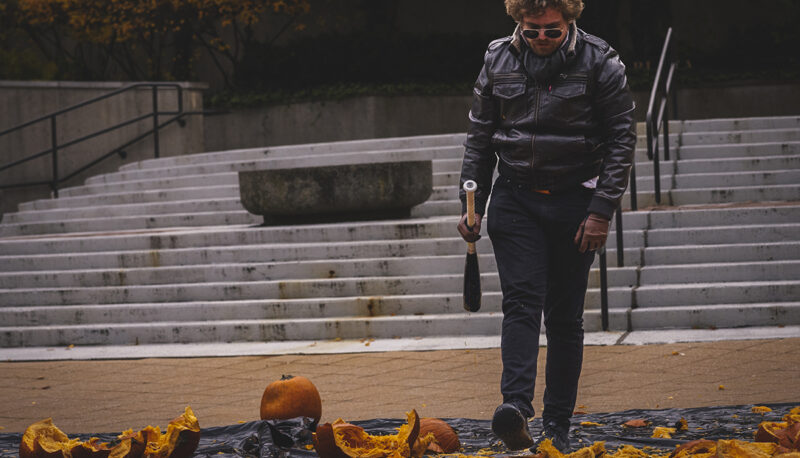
313, 410, 440, 458
418, 418, 460, 454
755, 406, 800, 452
18, 407, 200, 458
261, 375, 322, 425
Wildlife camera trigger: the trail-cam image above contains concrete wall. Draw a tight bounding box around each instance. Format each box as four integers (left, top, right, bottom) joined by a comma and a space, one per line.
0, 81, 206, 215
205, 82, 800, 151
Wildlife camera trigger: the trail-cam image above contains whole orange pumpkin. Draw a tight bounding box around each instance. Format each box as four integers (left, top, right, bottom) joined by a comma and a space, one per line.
260, 375, 322, 424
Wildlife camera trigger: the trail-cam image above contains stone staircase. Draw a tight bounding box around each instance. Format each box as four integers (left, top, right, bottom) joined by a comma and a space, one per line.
0, 115, 798, 348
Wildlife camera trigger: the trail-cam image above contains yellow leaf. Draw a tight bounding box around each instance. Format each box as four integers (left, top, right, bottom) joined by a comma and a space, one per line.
751, 406, 772, 414
651, 426, 676, 439
580, 421, 603, 427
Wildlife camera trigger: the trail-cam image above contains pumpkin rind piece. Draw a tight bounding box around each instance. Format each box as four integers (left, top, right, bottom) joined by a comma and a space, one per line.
418, 418, 460, 454
20, 417, 80, 458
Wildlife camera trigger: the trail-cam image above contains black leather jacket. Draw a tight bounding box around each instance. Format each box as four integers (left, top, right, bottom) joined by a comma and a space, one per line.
459, 23, 636, 220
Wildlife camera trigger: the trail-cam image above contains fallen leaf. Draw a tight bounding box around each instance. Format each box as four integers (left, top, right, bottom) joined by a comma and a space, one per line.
580, 421, 603, 427
751, 406, 772, 414
574, 411, 589, 415
652, 426, 677, 439
676, 418, 689, 431
624, 419, 650, 428
718, 385, 726, 390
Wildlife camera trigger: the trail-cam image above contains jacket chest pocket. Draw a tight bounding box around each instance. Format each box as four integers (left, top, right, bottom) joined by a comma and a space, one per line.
492, 73, 527, 122
547, 73, 589, 123
550, 73, 588, 100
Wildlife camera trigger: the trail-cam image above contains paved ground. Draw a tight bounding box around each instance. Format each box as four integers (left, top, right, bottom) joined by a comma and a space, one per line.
1, 337, 798, 435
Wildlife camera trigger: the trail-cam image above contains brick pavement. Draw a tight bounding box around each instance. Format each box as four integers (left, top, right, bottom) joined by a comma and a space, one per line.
0, 338, 798, 435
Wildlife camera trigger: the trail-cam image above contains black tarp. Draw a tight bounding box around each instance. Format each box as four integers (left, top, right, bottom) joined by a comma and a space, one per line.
1, 402, 796, 457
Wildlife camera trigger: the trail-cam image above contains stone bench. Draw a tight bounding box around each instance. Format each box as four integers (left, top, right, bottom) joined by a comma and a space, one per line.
238, 161, 432, 225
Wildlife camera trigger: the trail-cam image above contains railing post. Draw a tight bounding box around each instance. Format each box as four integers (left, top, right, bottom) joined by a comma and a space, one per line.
599, 247, 609, 331
663, 101, 671, 162
50, 115, 59, 198
615, 209, 624, 268
652, 121, 661, 205
629, 161, 638, 211
152, 85, 160, 159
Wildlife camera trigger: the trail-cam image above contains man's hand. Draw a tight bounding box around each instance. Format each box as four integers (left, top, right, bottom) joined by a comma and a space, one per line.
458, 213, 483, 243
573, 213, 610, 253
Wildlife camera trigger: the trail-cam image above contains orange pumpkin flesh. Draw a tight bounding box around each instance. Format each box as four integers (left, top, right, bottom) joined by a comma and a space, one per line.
18, 407, 199, 458
260, 374, 322, 424
313, 410, 429, 458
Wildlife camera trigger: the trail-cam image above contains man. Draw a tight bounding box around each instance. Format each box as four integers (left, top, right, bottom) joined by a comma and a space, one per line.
457, 0, 635, 452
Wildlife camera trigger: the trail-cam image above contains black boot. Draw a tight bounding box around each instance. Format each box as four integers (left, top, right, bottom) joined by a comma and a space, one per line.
491, 403, 534, 450
531, 419, 570, 453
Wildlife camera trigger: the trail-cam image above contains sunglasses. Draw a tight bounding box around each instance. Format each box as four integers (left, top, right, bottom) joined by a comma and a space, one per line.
521, 27, 563, 39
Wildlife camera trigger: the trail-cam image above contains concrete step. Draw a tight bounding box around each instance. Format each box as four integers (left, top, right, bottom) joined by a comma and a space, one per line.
60, 172, 239, 197
678, 141, 800, 160
678, 115, 800, 133
0, 253, 638, 290
5, 198, 245, 224
0, 293, 497, 326
635, 155, 800, 179
645, 204, 800, 228
673, 155, 800, 174
673, 169, 800, 189
0, 210, 260, 237
0, 218, 458, 255
639, 260, 800, 285
0, 312, 501, 347
634, 280, 800, 307
0, 268, 637, 307
0, 285, 633, 328
644, 241, 800, 265
21, 171, 457, 211
2, 183, 454, 224
18, 185, 239, 211
119, 134, 467, 171
0, 288, 632, 347
630, 302, 800, 330
0, 234, 640, 273
669, 184, 800, 206
645, 222, 800, 246
679, 128, 800, 146
86, 146, 465, 185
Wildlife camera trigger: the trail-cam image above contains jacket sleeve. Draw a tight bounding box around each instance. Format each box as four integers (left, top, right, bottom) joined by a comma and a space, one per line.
587, 48, 636, 220
459, 49, 498, 216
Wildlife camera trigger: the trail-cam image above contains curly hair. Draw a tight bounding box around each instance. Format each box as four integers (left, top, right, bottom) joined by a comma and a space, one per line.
504, 0, 584, 23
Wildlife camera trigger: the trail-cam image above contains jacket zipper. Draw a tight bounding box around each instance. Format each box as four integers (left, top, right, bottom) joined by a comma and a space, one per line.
531, 83, 540, 169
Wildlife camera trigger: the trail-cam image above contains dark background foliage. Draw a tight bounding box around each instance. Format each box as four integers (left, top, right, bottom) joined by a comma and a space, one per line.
2, 0, 799, 107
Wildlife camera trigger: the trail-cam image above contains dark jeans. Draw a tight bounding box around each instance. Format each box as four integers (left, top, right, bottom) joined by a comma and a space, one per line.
486, 176, 596, 425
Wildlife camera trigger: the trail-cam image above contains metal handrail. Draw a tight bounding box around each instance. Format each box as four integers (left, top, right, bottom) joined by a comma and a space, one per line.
598, 28, 677, 330
0, 82, 185, 197
644, 27, 678, 207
